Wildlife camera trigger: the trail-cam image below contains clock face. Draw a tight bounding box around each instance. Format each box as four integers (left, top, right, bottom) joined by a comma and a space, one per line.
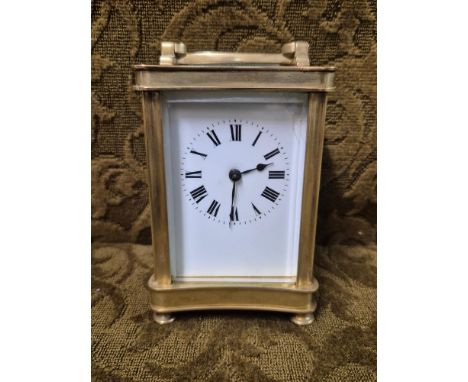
162, 91, 308, 282
180, 119, 289, 226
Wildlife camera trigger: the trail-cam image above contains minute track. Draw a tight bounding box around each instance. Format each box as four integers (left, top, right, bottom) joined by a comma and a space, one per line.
183, 119, 289, 225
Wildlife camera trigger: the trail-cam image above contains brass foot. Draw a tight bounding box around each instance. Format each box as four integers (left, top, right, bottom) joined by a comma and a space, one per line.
290, 312, 315, 325
152, 312, 175, 325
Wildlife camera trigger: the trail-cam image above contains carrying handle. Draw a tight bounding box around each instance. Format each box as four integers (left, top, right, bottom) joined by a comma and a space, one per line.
159, 41, 310, 67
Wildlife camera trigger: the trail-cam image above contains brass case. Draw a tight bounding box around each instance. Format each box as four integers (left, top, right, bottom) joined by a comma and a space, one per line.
134, 42, 335, 319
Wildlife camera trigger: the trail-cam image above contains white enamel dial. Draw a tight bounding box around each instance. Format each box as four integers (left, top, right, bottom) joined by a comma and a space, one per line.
181, 119, 289, 226
162, 91, 308, 282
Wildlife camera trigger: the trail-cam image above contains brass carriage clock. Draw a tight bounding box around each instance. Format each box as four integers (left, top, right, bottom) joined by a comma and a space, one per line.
134, 41, 335, 325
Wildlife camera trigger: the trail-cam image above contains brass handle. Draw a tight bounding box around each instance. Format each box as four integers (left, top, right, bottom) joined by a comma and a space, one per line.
160, 41, 310, 67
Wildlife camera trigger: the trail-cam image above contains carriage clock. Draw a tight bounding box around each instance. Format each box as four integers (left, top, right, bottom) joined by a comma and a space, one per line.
133, 41, 335, 325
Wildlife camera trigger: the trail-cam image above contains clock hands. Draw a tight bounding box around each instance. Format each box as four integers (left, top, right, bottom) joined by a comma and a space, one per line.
240, 163, 273, 175
227, 164, 273, 224
228, 169, 241, 225
227, 164, 272, 224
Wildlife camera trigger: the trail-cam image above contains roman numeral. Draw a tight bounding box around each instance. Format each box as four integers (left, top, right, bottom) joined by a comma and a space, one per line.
207, 200, 220, 217
185, 170, 202, 178
190, 150, 207, 159
261, 187, 280, 203
264, 148, 280, 160
230, 124, 241, 141
251, 203, 262, 215
252, 131, 262, 146
268, 170, 285, 179
206, 130, 221, 146
230, 206, 239, 221
190, 185, 208, 203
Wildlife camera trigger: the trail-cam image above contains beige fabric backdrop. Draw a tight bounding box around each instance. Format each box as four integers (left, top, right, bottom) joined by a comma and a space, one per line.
91, 0, 376, 247
91, 1, 376, 381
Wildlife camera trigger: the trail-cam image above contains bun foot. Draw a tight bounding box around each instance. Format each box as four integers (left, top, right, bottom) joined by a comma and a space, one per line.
152, 312, 175, 325
290, 312, 314, 325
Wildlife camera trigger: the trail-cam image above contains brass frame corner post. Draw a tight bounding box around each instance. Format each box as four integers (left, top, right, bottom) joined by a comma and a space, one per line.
134, 41, 335, 325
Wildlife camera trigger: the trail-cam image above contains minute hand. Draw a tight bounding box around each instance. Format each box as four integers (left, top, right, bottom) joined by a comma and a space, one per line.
241, 163, 273, 175
229, 180, 237, 224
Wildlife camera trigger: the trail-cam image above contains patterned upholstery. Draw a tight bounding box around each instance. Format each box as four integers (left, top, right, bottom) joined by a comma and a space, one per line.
91, 1, 376, 380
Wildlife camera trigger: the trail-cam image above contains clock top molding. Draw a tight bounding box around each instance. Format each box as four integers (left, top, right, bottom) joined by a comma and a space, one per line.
133, 41, 335, 92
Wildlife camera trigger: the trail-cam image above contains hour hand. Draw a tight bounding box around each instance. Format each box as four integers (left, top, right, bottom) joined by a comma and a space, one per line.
241, 163, 273, 175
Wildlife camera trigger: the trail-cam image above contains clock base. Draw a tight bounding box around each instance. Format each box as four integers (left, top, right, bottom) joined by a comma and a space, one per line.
148, 275, 319, 325
290, 312, 315, 326
152, 312, 315, 325
153, 312, 176, 325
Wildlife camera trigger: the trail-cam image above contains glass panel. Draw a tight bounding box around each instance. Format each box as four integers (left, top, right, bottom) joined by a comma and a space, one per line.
161, 91, 308, 283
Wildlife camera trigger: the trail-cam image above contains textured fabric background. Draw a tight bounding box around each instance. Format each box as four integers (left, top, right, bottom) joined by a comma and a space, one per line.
92, 243, 376, 381
91, 0, 376, 246
91, 1, 376, 380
